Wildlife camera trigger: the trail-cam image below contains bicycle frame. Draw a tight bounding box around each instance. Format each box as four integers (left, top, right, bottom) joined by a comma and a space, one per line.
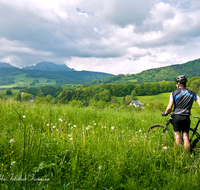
189, 116, 200, 142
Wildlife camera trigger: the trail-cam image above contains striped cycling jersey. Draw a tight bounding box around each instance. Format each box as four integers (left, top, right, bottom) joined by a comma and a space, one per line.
170, 87, 199, 115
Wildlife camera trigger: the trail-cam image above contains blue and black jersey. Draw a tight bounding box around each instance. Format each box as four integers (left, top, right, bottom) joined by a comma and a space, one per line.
170, 87, 199, 115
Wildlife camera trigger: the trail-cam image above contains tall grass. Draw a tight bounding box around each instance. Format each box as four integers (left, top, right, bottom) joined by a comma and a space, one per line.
0, 100, 200, 189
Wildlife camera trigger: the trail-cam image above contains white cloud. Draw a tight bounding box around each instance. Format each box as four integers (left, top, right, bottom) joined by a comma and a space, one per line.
0, 0, 200, 74
152, 2, 175, 21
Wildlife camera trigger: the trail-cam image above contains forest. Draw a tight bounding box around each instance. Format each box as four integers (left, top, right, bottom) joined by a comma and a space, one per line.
12, 76, 200, 109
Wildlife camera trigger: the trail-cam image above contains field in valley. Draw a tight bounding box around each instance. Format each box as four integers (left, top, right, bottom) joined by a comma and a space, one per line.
0, 99, 200, 189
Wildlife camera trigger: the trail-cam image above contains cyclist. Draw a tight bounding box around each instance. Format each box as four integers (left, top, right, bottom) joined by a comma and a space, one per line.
162, 75, 200, 150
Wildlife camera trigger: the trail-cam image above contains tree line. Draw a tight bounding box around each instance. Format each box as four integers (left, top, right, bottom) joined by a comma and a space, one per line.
12, 76, 200, 109
55, 80, 176, 104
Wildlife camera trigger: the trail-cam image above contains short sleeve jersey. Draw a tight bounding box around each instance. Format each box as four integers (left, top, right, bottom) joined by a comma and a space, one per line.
170, 87, 199, 115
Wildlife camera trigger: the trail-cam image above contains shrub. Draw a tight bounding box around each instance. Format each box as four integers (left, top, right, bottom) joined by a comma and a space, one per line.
6, 89, 12, 95
22, 93, 33, 101
68, 100, 83, 107
125, 95, 132, 105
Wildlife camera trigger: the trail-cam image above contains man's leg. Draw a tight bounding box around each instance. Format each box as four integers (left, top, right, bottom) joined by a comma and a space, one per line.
175, 132, 182, 147
183, 133, 190, 150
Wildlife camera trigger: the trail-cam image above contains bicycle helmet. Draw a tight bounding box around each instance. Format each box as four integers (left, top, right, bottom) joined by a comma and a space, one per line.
175, 75, 187, 83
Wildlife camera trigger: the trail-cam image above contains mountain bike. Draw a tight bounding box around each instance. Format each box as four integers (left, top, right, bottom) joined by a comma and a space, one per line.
147, 113, 200, 154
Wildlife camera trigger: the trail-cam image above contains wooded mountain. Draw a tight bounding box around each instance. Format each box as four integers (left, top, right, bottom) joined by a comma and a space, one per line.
0, 62, 113, 86
89, 58, 200, 85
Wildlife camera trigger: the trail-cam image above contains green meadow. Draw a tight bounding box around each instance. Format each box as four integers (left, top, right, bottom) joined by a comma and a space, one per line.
0, 89, 20, 100
137, 93, 171, 105
0, 74, 56, 89
0, 100, 200, 189
118, 92, 200, 115
137, 93, 200, 115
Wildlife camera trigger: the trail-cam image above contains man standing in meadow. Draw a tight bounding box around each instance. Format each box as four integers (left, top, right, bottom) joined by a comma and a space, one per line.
162, 75, 200, 150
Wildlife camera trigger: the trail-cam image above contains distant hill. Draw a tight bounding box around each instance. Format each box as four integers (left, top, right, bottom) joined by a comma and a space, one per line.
22, 62, 75, 71
89, 58, 200, 85
0, 62, 16, 68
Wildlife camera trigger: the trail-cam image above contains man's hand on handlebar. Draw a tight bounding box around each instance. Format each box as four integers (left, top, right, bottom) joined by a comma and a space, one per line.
162, 112, 168, 117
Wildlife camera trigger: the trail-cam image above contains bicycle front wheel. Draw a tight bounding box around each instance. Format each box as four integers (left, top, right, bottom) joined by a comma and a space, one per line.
147, 124, 174, 146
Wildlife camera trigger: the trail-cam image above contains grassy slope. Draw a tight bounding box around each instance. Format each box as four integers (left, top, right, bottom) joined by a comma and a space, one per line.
0, 100, 200, 189
137, 92, 170, 105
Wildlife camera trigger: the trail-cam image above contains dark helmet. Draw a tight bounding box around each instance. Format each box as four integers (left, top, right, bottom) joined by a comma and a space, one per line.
175, 75, 187, 83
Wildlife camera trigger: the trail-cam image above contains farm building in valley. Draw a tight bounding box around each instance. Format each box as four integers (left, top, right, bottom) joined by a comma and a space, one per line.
129, 100, 143, 107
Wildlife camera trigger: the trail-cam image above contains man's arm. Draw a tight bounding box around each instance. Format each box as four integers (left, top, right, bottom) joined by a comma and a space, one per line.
196, 98, 200, 106
165, 101, 173, 115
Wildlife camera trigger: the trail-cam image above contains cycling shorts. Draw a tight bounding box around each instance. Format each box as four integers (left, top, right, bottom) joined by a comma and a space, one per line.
172, 114, 190, 134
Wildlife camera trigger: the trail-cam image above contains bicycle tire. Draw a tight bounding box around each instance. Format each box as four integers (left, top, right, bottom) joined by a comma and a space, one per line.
190, 137, 200, 155
147, 124, 174, 145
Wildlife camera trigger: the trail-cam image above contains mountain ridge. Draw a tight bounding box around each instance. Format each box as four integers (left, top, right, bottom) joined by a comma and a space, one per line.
0, 62, 16, 68
22, 62, 75, 71
1, 58, 200, 86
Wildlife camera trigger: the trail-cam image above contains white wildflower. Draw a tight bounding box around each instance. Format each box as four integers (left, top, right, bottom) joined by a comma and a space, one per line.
11, 161, 16, 165
163, 146, 167, 150
74, 125, 76, 128
59, 118, 63, 122
70, 138, 73, 141
139, 129, 142, 132
9, 139, 15, 144
86, 127, 89, 130
68, 134, 71, 137
23, 115, 26, 118
47, 124, 49, 126
94, 123, 96, 125
111, 126, 115, 130
99, 166, 102, 170
53, 126, 56, 128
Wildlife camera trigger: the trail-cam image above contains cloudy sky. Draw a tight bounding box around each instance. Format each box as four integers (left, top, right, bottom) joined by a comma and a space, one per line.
0, 0, 200, 75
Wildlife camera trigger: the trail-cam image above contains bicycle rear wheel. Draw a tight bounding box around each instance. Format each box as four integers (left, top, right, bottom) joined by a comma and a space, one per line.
147, 124, 174, 146
190, 138, 200, 155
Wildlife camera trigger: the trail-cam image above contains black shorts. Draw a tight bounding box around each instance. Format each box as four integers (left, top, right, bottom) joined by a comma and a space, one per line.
172, 114, 191, 134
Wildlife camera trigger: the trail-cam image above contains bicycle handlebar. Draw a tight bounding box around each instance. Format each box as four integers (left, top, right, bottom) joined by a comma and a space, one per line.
194, 116, 200, 120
